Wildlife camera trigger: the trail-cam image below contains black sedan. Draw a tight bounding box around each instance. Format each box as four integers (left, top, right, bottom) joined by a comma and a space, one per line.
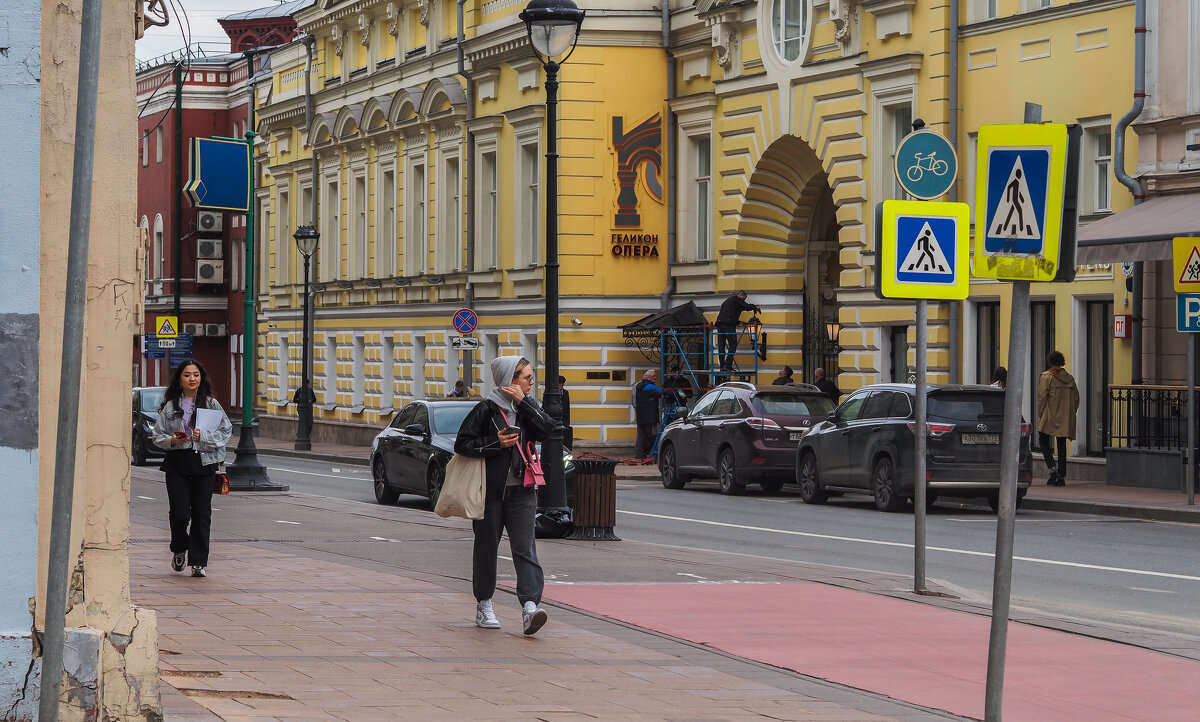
795, 383, 1033, 512
132, 386, 166, 465
370, 398, 576, 509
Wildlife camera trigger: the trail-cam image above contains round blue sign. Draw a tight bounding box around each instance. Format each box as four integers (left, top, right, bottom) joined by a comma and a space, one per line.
453, 308, 478, 334
894, 129, 958, 200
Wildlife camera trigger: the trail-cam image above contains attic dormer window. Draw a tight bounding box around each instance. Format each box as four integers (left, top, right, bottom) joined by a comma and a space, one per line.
771, 0, 808, 62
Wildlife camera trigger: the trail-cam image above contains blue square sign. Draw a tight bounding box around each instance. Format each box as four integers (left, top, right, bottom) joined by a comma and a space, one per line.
983, 147, 1051, 255
895, 215, 959, 285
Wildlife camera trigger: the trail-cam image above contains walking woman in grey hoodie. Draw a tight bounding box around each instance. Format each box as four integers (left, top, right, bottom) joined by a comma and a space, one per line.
454, 356, 556, 634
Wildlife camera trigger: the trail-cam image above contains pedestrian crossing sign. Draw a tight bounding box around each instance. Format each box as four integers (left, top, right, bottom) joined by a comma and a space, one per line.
975, 123, 1071, 282
155, 315, 178, 339
875, 200, 970, 300
1173, 237, 1200, 292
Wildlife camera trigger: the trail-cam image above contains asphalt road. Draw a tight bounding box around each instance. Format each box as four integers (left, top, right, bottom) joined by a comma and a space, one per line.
130, 454, 1200, 649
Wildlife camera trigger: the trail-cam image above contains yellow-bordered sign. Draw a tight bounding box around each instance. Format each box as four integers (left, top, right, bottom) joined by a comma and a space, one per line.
974, 123, 1070, 282
155, 315, 178, 338
875, 200, 970, 300
1173, 236, 1200, 293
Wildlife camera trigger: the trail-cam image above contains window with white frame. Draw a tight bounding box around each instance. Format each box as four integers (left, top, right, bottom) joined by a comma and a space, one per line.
300, 184, 313, 227
694, 135, 712, 260
985, 0, 999, 20
481, 151, 498, 268
351, 174, 368, 278
152, 215, 164, 281
438, 155, 461, 272
259, 196, 270, 292
521, 143, 540, 265
406, 161, 426, 275
320, 176, 340, 281
885, 102, 913, 200
155, 127, 163, 163
142, 131, 149, 167
1083, 122, 1113, 214
275, 188, 291, 286
377, 167, 396, 277
770, 0, 808, 62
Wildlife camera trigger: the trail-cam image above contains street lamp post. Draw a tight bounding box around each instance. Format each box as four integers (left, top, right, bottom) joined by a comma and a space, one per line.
293, 225, 319, 450
520, 0, 585, 523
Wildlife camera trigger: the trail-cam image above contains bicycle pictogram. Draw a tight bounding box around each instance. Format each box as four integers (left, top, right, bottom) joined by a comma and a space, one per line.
906, 151, 950, 183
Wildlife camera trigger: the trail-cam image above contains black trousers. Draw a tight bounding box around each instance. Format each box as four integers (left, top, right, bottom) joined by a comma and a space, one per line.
716, 323, 738, 369
634, 422, 658, 459
165, 467, 214, 567
472, 484, 543, 606
1038, 432, 1068, 478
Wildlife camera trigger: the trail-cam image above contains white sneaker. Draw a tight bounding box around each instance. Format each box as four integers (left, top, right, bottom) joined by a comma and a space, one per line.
475, 600, 500, 629
191, 566, 206, 578
522, 601, 548, 636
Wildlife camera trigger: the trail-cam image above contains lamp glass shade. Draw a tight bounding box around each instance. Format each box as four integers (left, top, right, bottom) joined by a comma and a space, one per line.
293, 226, 319, 257
528, 21, 578, 58
825, 321, 841, 343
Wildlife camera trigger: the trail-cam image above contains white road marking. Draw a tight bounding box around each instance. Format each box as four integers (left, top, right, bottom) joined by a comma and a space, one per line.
1130, 587, 1175, 594
136, 496, 155, 500
676, 573, 708, 580
275, 520, 301, 525
499, 555, 513, 561
369, 536, 402, 543
617, 509, 1200, 583
271, 467, 364, 480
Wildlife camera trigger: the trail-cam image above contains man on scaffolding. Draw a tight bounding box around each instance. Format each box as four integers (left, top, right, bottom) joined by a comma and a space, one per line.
715, 290, 761, 372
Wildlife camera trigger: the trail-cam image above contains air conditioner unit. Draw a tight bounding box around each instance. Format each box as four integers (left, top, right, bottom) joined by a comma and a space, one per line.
182, 322, 205, 337
197, 210, 223, 233
196, 238, 223, 259
196, 260, 224, 284
205, 323, 227, 337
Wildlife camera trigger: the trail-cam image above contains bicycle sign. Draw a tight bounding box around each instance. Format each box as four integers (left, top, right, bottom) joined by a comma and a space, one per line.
895, 129, 958, 200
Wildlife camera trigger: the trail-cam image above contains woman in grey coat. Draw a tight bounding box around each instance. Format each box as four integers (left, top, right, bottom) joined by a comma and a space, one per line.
153, 359, 233, 577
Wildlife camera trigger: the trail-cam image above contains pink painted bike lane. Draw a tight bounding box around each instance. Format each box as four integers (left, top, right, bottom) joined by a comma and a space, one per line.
544, 582, 1197, 721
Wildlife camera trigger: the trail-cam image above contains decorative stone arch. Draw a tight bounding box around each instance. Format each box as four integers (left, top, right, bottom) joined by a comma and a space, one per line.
418, 75, 466, 118
309, 112, 336, 147
361, 95, 392, 133
333, 103, 365, 139
389, 87, 424, 126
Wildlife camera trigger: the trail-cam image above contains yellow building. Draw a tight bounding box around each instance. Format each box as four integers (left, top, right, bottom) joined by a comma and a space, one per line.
253, 0, 1137, 457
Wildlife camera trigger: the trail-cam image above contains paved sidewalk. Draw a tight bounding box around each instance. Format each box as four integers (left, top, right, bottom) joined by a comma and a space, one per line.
244, 435, 1200, 522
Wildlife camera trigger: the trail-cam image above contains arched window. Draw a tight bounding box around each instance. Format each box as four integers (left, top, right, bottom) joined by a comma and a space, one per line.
152, 214, 164, 281
771, 0, 808, 62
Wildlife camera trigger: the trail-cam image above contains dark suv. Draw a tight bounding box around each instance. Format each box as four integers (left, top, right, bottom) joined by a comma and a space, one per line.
794, 383, 1032, 512
658, 382, 836, 494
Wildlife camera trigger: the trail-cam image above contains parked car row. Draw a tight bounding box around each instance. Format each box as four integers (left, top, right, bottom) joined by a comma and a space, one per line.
659, 382, 1033, 513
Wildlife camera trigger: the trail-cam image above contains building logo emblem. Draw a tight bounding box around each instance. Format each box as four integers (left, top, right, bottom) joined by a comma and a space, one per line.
611, 113, 663, 228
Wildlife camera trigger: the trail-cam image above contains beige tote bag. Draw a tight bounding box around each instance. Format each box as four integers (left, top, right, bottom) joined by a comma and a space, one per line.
434, 453, 486, 519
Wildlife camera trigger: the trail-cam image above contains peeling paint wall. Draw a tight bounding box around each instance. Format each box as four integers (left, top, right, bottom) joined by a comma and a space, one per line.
0, 0, 44, 714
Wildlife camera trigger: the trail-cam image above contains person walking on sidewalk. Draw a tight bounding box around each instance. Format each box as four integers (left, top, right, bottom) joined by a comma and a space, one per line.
715, 290, 760, 371
153, 358, 232, 578
454, 356, 556, 634
633, 369, 664, 459
1036, 350, 1079, 486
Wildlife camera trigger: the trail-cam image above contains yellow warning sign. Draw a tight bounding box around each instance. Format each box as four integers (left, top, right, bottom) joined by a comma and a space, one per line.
156, 315, 179, 338
1174, 237, 1200, 293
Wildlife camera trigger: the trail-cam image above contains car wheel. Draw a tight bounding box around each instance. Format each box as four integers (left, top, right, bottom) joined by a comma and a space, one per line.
871, 457, 906, 512
131, 431, 147, 466
373, 456, 400, 505
797, 453, 828, 504
659, 444, 686, 489
760, 479, 785, 494
717, 448, 745, 495
986, 490, 1025, 513
426, 462, 444, 510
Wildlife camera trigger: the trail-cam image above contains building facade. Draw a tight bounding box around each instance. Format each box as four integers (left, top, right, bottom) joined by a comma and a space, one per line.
250, 0, 1139, 458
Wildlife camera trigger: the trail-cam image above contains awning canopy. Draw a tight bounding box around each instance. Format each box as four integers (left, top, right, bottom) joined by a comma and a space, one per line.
1075, 193, 1200, 263
620, 301, 709, 332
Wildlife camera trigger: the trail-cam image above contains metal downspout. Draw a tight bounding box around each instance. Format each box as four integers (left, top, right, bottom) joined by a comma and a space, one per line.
948, 0, 960, 382
660, 0, 677, 310
40, 0, 103, 717
458, 0, 476, 387
1114, 0, 1147, 381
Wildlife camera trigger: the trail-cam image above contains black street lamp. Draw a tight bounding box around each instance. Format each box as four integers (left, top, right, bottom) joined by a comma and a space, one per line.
293, 225, 319, 450
520, 0, 584, 524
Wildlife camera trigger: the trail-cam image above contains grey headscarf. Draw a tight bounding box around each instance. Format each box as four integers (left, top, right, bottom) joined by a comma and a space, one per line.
486, 356, 525, 416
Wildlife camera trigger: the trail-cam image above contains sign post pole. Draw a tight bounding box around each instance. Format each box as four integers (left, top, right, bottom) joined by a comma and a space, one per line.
913, 298, 927, 592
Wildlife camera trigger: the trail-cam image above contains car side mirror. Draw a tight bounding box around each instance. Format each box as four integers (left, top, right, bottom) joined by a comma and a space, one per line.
826, 410, 839, 422
404, 423, 426, 436
675, 408, 688, 421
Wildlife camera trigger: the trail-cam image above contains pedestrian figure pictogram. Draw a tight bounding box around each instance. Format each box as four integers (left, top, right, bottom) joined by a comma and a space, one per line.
988, 157, 1041, 241
1179, 247, 1200, 285
901, 222, 952, 275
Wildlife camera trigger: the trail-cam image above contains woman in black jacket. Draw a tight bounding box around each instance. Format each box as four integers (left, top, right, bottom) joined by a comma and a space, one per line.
454, 355, 555, 634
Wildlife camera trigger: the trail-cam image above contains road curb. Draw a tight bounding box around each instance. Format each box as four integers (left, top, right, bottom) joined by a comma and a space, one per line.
256, 447, 367, 466
1020, 497, 1200, 523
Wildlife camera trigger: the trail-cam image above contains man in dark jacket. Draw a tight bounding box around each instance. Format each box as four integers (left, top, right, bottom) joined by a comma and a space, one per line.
813, 367, 840, 403
715, 290, 760, 371
633, 369, 663, 459
772, 366, 794, 385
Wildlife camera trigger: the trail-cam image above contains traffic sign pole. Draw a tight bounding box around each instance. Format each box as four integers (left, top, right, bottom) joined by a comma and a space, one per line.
913, 300, 927, 594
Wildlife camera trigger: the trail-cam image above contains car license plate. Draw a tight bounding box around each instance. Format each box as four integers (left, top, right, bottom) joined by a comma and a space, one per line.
961, 433, 999, 445
789, 432, 804, 441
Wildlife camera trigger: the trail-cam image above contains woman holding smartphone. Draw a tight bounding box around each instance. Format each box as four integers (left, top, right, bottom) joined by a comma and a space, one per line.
153, 358, 233, 578
454, 356, 555, 634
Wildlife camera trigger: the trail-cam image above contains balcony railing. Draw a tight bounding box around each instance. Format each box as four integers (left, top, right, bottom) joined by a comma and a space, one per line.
1107, 385, 1198, 451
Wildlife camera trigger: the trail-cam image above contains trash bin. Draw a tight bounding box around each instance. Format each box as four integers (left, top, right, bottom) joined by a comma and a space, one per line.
565, 458, 620, 541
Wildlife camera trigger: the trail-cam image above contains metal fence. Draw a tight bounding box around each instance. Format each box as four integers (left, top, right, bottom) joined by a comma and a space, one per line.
1107, 385, 1197, 450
